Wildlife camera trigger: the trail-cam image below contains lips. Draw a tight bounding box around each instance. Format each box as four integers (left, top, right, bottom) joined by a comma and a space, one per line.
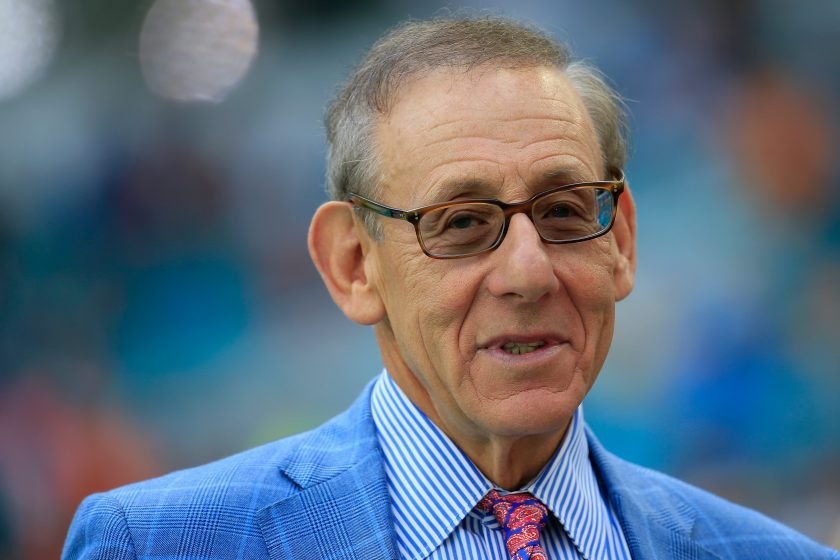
474, 332, 576, 384
479, 334, 567, 355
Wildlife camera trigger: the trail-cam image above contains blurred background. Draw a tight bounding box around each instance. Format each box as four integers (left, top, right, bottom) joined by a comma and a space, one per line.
0, 0, 838, 557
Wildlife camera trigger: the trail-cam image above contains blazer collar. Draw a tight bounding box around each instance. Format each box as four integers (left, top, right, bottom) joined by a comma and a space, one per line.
586, 427, 723, 560
256, 381, 399, 560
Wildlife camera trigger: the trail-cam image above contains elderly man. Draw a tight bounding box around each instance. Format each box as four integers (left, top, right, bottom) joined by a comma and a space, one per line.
64, 17, 837, 560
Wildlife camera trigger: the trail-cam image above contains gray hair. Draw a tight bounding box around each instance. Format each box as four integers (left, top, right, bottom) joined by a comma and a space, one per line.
324, 17, 628, 235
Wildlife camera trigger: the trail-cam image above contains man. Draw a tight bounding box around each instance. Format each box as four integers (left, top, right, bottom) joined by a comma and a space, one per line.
64, 17, 838, 560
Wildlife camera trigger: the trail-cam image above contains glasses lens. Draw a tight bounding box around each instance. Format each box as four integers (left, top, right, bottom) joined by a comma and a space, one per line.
532, 187, 615, 241
418, 203, 504, 256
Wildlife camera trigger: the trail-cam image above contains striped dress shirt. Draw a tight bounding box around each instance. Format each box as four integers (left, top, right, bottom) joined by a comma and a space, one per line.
370, 371, 632, 560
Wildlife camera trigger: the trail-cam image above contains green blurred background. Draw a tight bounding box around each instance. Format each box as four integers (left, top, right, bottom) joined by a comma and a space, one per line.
0, 0, 838, 557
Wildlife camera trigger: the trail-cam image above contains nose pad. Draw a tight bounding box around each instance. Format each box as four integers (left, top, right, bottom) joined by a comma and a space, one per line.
487, 214, 559, 302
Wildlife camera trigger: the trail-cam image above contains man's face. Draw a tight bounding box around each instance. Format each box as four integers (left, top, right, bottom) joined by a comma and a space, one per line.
364, 65, 632, 445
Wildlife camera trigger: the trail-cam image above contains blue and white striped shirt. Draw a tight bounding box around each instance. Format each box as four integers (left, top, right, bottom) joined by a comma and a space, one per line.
370, 371, 631, 560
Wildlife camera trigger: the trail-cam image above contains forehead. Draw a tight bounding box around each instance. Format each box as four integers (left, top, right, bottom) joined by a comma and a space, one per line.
374, 65, 603, 205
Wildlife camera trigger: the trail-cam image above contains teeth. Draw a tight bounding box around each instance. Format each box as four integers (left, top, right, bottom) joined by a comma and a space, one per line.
502, 341, 545, 355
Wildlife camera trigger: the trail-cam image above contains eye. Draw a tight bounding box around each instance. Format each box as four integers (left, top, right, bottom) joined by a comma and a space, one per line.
545, 202, 582, 220
548, 204, 574, 218
446, 212, 486, 229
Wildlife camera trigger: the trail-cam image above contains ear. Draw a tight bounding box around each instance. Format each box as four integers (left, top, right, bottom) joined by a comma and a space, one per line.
611, 183, 637, 301
308, 202, 385, 325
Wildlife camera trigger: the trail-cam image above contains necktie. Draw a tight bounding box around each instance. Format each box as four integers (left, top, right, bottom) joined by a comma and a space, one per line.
479, 490, 550, 560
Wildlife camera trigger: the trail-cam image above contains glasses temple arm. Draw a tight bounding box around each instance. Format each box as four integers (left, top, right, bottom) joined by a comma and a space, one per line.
349, 194, 413, 220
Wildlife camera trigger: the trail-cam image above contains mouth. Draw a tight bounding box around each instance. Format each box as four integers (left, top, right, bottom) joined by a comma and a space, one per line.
501, 341, 546, 355
479, 334, 566, 358
473, 333, 577, 385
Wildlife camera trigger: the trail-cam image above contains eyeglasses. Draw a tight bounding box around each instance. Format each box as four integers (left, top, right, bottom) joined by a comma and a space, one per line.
347, 172, 625, 259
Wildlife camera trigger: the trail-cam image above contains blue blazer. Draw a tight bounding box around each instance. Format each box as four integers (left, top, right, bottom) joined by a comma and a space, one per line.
64, 382, 838, 559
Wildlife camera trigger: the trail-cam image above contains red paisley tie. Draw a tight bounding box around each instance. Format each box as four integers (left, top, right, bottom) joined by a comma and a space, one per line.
479, 490, 550, 560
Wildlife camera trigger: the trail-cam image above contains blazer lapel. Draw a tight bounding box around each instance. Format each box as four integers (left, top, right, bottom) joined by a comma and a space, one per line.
608, 488, 722, 560
257, 452, 397, 560
587, 428, 723, 560
256, 383, 399, 560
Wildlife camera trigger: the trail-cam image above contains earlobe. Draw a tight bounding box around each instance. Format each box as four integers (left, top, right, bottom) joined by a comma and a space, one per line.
612, 184, 637, 301
308, 202, 386, 325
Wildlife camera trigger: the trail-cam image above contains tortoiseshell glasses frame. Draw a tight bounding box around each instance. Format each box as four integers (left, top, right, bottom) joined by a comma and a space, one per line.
348, 171, 625, 259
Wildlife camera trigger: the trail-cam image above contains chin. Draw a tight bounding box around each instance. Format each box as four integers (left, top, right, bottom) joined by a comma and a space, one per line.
475, 386, 584, 438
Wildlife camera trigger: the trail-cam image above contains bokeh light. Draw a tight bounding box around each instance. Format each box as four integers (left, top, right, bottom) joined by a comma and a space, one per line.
139, 0, 259, 103
0, 0, 60, 102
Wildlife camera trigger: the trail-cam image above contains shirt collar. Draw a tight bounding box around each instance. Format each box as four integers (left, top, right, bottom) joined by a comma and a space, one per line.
526, 406, 612, 560
371, 370, 604, 560
371, 371, 489, 559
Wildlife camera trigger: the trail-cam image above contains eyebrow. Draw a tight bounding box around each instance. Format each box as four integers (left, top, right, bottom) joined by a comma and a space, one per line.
420, 168, 591, 206
539, 168, 591, 185
421, 177, 499, 204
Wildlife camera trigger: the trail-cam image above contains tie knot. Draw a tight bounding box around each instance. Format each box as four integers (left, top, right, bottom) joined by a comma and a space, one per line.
478, 490, 549, 560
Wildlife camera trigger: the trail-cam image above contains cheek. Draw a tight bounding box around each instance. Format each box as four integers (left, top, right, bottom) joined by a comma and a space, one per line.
555, 240, 617, 353
562, 237, 617, 307
377, 249, 475, 361
374, 240, 427, 307
415, 266, 480, 354
570, 261, 615, 309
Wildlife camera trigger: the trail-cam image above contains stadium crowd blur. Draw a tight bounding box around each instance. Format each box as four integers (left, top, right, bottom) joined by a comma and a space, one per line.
0, 0, 838, 558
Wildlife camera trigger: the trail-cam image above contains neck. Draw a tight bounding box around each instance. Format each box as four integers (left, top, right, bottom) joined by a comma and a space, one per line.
467, 428, 570, 490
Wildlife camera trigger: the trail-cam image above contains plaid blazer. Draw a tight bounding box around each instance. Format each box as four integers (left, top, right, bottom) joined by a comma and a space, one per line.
64, 381, 839, 559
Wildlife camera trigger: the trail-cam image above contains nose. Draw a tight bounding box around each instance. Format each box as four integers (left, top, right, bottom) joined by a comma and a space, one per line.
486, 213, 560, 302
